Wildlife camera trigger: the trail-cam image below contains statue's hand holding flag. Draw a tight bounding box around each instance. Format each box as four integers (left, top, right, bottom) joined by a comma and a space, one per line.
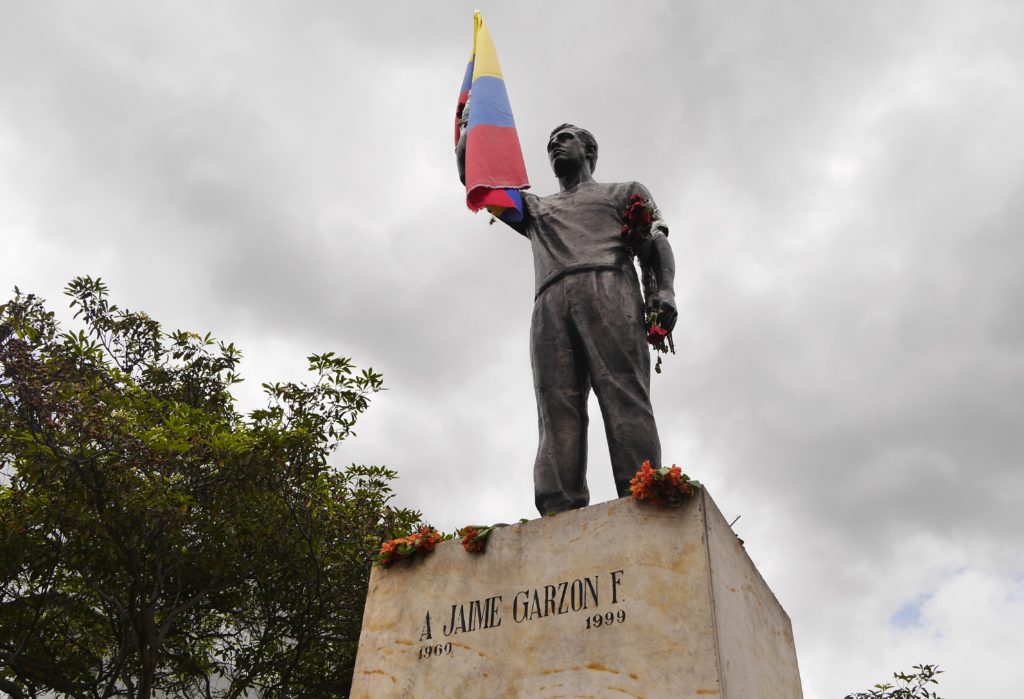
455, 11, 529, 224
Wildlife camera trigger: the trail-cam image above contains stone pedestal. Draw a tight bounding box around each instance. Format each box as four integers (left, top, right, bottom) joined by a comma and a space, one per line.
351, 490, 803, 698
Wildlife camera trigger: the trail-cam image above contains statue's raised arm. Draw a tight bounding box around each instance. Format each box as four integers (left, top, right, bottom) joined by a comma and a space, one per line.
455, 12, 529, 225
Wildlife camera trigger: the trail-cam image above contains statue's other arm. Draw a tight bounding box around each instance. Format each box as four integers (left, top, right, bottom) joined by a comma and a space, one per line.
635, 184, 677, 332
643, 230, 677, 332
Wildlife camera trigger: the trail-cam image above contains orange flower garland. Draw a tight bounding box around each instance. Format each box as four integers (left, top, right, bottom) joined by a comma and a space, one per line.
373, 526, 447, 568
458, 525, 497, 554
629, 460, 701, 508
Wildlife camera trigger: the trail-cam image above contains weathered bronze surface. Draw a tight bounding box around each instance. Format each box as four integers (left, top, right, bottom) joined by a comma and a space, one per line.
459, 124, 677, 515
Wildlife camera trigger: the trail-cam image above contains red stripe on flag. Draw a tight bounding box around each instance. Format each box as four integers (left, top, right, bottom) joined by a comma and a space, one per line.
465, 125, 528, 195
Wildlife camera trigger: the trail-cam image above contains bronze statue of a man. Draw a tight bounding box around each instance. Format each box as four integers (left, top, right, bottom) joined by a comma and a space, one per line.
458, 123, 677, 515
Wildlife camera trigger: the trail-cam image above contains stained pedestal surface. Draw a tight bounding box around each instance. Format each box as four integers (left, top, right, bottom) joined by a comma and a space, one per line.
351, 490, 803, 698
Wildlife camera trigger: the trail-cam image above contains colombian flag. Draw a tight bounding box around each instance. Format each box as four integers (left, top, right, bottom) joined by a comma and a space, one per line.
456, 12, 529, 223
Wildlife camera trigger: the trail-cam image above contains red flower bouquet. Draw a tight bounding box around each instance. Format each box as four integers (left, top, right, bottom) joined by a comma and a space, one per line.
645, 308, 674, 373
646, 316, 669, 352
620, 194, 654, 248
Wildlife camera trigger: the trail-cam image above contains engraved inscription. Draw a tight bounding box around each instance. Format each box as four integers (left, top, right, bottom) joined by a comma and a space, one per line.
442, 595, 503, 636
417, 642, 453, 660
413, 569, 627, 657
512, 575, 599, 622
585, 609, 626, 629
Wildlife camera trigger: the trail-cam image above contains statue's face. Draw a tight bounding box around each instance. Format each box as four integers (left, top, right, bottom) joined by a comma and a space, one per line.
547, 128, 589, 175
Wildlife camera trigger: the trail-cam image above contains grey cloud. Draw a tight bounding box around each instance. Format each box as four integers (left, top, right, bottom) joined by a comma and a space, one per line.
2, 2, 1024, 697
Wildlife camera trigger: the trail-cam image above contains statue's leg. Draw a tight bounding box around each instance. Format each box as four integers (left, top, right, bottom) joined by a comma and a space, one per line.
568, 270, 661, 497
531, 280, 591, 515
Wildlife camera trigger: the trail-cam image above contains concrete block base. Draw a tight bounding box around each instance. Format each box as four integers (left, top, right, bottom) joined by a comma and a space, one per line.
351, 490, 802, 698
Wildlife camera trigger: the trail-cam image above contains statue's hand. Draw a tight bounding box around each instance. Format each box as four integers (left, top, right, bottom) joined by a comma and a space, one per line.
646, 290, 678, 332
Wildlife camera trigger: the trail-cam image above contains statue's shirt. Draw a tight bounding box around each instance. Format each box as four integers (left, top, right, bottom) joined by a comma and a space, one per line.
511, 181, 663, 296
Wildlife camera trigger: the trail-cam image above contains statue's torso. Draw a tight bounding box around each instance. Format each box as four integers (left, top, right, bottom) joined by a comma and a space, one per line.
515, 181, 654, 296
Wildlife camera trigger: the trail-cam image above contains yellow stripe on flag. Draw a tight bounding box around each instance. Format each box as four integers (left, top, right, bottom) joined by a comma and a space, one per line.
471, 11, 503, 80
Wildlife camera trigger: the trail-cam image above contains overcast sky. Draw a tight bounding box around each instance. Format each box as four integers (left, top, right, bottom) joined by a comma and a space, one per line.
2, 1, 1023, 696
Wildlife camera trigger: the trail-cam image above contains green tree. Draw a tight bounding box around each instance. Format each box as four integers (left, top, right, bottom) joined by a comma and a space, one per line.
845, 664, 944, 699
0, 277, 420, 699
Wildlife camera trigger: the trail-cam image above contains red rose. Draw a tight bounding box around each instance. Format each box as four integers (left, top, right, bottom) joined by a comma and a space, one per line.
620, 196, 654, 251
647, 324, 668, 347
626, 201, 648, 223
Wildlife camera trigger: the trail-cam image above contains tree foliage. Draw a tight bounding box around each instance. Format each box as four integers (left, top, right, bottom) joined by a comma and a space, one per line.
844, 664, 944, 699
0, 277, 420, 699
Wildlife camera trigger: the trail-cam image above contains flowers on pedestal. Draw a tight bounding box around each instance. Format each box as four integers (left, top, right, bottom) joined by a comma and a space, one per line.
374, 523, 508, 569
629, 460, 702, 508
458, 525, 498, 554
373, 526, 447, 568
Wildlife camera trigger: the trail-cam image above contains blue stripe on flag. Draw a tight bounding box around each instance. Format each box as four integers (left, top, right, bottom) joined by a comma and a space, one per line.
499, 189, 524, 222
467, 76, 516, 129
459, 59, 474, 94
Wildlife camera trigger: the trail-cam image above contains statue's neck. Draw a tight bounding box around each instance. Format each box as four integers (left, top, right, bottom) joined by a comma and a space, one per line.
557, 168, 596, 192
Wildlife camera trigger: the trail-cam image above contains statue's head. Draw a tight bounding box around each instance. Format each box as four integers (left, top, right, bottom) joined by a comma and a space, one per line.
548, 124, 598, 175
